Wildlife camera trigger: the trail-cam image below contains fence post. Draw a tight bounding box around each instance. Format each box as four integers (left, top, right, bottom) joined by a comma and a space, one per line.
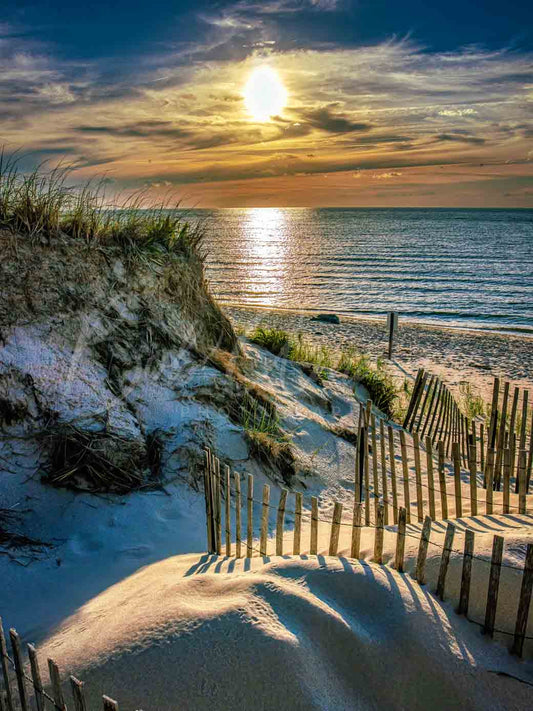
329, 502, 343, 556
247, 474, 254, 558
415, 516, 432, 585
425, 436, 436, 520
48, 658, 67, 711
511, 543, 533, 657
388, 425, 398, 524
70, 676, 88, 711
234, 471, 242, 558
371, 415, 380, 523
225, 465, 231, 557
103, 696, 119, 710
0, 619, 13, 711
293, 492, 302, 555
374, 503, 384, 564
457, 529, 475, 615
28, 644, 44, 711
9, 630, 28, 711
452, 442, 463, 519
351, 502, 362, 559
203, 449, 213, 554
437, 441, 448, 520
387, 311, 397, 360
394, 507, 407, 572
399, 430, 411, 524
436, 522, 455, 600
483, 535, 504, 637
518, 449, 527, 514
485, 448, 495, 515
468, 443, 478, 517
379, 419, 389, 525
215, 458, 222, 556
276, 489, 288, 556
310, 496, 319, 555
502, 448, 511, 515
260, 484, 270, 557
413, 432, 424, 523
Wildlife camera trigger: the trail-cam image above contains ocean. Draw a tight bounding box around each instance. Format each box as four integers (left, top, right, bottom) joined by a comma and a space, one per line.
188, 208, 533, 334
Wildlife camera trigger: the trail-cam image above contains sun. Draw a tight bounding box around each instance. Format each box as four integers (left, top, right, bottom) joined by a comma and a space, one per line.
243, 66, 288, 122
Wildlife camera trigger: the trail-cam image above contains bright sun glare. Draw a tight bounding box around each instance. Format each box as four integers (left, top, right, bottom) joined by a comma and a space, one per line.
243, 66, 288, 122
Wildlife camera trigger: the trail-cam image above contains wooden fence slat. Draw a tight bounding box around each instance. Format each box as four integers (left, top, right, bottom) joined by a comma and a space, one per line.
528, 410, 533, 491
387, 426, 398, 524
483, 535, 504, 638
437, 441, 448, 520
427, 379, 443, 441
379, 419, 389, 525
351, 502, 362, 559
364, 429, 371, 527
408, 371, 428, 432
413, 432, 424, 523
371, 415, 380, 522
480, 422, 485, 474
0, 619, 14, 711
48, 658, 67, 711
225, 465, 231, 557
260, 484, 270, 557
9, 630, 28, 711
310, 496, 319, 555
458, 529, 475, 615
467, 443, 478, 517
518, 449, 527, 514
276, 489, 288, 556
416, 375, 435, 433
329, 502, 343, 556
494, 381, 510, 489
452, 442, 463, 518
215, 458, 222, 556
27, 644, 44, 711
293, 492, 302, 555
403, 369, 424, 429
394, 507, 407, 572
373, 503, 384, 564
203, 449, 213, 554
487, 377, 500, 450
502, 448, 511, 514
234, 471, 242, 558
425, 436, 436, 520
103, 696, 119, 710
70, 676, 88, 711
436, 522, 455, 600
247, 474, 254, 557
415, 516, 432, 585
421, 376, 439, 439
0, 692, 7, 711
485, 448, 495, 514
399, 430, 411, 524
511, 543, 533, 657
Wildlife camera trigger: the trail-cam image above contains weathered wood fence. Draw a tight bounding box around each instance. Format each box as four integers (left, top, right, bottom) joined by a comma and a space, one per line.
204, 448, 533, 657
404, 372, 532, 493
0, 620, 120, 711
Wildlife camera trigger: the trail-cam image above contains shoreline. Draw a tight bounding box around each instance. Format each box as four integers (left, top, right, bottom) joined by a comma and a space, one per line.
224, 304, 533, 403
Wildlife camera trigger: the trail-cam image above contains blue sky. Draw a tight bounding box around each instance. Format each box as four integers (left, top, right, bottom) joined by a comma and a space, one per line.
1, 0, 532, 206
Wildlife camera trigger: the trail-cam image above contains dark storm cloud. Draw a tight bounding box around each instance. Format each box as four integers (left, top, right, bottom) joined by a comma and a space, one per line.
435, 133, 486, 145
299, 107, 372, 133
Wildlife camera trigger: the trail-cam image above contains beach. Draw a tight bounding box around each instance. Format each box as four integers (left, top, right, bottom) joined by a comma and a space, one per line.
225, 305, 533, 402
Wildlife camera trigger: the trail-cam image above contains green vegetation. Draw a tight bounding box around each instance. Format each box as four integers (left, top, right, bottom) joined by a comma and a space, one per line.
249, 327, 398, 417
0, 152, 202, 260
458, 382, 487, 420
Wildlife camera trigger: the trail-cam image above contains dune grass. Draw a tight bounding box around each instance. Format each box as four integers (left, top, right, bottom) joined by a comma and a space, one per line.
249, 327, 398, 417
0, 151, 202, 260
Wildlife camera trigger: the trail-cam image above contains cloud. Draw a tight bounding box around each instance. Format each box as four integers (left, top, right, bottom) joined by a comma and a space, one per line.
300, 107, 372, 133
434, 133, 486, 144
374, 171, 402, 179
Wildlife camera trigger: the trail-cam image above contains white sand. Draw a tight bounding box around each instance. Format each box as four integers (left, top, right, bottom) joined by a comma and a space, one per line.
37, 548, 533, 711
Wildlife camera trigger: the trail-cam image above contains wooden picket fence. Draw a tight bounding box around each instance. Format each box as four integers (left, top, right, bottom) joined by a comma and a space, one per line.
404, 372, 532, 492
0, 620, 120, 711
204, 447, 533, 657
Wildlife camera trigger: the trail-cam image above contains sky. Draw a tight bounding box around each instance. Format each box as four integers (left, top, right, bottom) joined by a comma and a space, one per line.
1, 0, 532, 207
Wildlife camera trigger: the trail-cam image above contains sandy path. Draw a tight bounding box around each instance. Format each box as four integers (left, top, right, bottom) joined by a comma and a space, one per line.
224, 305, 533, 403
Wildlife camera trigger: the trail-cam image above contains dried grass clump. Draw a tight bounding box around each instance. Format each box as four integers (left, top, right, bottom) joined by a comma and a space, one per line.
41, 422, 149, 493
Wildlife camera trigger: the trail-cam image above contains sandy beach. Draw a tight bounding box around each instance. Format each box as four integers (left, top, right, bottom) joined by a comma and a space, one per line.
225, 305, 533, 403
